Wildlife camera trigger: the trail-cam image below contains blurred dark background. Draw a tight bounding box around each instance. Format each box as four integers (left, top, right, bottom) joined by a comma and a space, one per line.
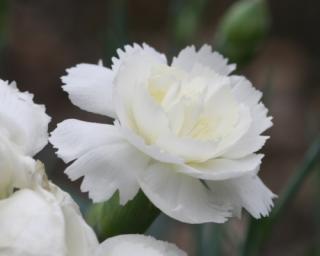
0, 0, 319, 255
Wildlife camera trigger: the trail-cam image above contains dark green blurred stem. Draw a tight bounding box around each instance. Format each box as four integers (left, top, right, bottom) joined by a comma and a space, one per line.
86, 190, 160, 241
197, 224, 223, 256
104, 0, 128, 65
169, 0, 208, 52
241, 136, 320, 256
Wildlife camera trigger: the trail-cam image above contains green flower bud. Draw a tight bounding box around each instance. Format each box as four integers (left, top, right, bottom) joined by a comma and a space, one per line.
215, 0, 270, 66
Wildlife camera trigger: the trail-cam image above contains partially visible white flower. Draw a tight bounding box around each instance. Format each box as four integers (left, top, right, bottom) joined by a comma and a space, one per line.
0, 163, 186, 256
95, 234, 186, 256
50, 43, 275, 224
0, 80, 50, 197
0, 163, 98, 256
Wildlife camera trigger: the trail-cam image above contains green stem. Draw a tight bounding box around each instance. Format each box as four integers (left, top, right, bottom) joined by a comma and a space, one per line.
86, 190, 160, 241
241, 135, 320, 256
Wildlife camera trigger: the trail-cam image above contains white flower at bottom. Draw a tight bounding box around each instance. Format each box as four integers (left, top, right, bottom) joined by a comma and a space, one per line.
0, 163, 186, 256
95, 235, 186, 256
0, 167, 186, 256
0, 164, 98, 256
50, 43, 276, 224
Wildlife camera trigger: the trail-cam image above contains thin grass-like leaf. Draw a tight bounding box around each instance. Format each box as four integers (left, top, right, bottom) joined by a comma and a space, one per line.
241, 136, 320, 256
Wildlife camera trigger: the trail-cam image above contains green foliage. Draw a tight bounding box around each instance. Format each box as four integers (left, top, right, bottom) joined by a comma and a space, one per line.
241, 136, 320, 256
197, 224, 224, 256
86, 190, 160, 241
215, 0, 270, 66
170, 0, 208, 48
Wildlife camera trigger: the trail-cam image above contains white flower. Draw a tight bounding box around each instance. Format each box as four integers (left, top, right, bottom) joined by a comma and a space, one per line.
0, 163, 99, 256
0, 162, 186, 256
0, 80, 50, 198
95, 234, 186, 256
0, 174, 185, 256
0, 165, 186, 256
50, 43, 275, 224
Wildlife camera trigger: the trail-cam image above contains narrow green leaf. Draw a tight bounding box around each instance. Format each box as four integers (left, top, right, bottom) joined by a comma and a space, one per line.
198, 224, 224, 256
241, 136, 320, 256
86, 190, 160, 241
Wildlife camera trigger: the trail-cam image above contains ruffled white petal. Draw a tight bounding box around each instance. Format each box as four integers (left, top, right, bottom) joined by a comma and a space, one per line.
172, 45, 236, 75
95, 235, 187, 256
62, 63, 116, 118
113, 44, 167, 131
50, 119, 123, 163
156, 104, 251, 162
0, 167, 99, 256
111, 43, 166, 74
178, 154, 263, 180
51, 183, 99, 256
131, 84, 170, 144
0, 80, 50, 156
0, 189, 66, 256
0, 140, 36, 198
223, 76, 273, 158
230, 76, 262, 107
138, 162, 231, 224
207, 174, 276, 218
117, 121, 184, 165
65, 141, 149, 205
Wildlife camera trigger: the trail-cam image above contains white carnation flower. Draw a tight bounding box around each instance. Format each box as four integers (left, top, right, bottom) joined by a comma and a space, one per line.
0, 181, 184, 256
0, 164, 185, 256
0, 163, 99, 256
0, 80, 50, 198
50, 43, 275, 223
95, 234, 186, 256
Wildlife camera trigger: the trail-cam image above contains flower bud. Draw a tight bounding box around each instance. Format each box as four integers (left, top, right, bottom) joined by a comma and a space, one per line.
215, 0, 270, 65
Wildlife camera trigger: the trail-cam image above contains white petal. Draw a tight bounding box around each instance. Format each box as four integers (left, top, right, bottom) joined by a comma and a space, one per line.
172, 45, 236, 75
95, 235, 187, 256
113, 44, 167, 130
223, 105, 272, 158
0, 134, 39, 198
65, 141, 149, 205
62, 63, 116, 118
111, 43, 166, 74
0, 161, 98, 256
156, 135, 220, 163
0, 80, 50, 156
156, 104, 251, 162
222, 76, 273, 158
50, 119, 123, 163
0, 189, 66, 256
178, 154, 263, 180
138, 162, 231, 224
230, 76, 262, 107
117, 121, 184, 165
207, 175, 276, 218
230, 76, 273, 135
131, 84, 170, 144
222, 134, 270, 159
51, 183, 99, 256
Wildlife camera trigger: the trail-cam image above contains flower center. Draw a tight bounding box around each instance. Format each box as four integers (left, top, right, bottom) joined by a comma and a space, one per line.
147, 64, 239, 142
